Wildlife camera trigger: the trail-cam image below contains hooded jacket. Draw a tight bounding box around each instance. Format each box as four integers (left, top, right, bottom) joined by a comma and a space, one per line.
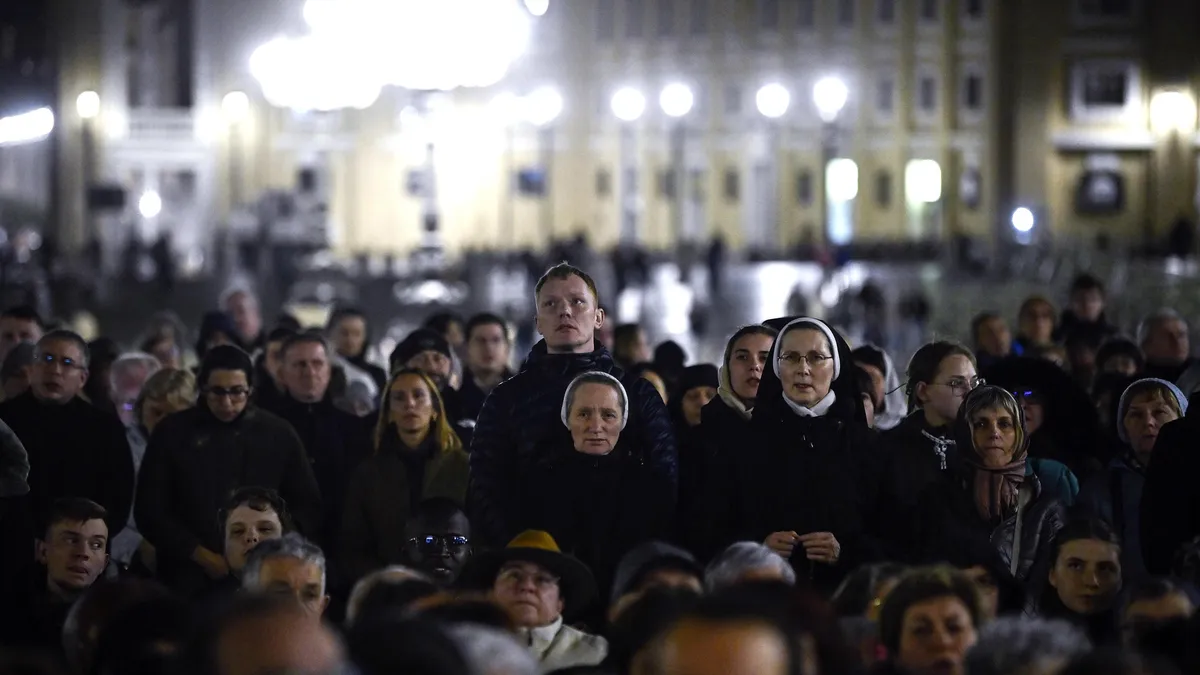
468, 339, 677, 547
1080, 378, 1188, 582
911, 392, 1065, 582
727, 318, 887, 592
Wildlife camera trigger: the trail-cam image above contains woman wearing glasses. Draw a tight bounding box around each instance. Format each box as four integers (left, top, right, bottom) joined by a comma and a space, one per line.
339, 368, 469, 585
136, 345, 322, 598
912, 386, 1065, 584
730, 317, 887, 593
883, 342, 983, 518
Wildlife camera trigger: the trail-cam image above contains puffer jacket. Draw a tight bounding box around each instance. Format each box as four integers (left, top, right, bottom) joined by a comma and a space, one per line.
1079, 458, 1146, 582
468, 339, 677, 547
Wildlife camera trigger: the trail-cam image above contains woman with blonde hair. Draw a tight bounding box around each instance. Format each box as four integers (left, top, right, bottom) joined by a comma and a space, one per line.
340, 368, 469, 583
112, 367, 197, 572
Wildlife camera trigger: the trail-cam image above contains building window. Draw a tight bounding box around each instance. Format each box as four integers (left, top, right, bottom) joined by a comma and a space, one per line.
1075, 171, 1124, 214
877, 77, 895, 114
919, 76, 937, 112
961, 168, 981, 210
597, 0, 616, 41
837, 0, 855, 27
796, 0, 815, 29
625, 0, 644, 38
877, 0, 896, 24
690, 0, 708, 35
1081, 68, 1129, 107
796, 170, 814, 206
1074, 0, 1136, 21
920, 0, 940, 22
758, 0, 780, 30
658, 169, 677, 199
962, 0, 984, 20
723, 168, 740, 202
1069, 60, 1140, 121
657, 0, 674, 36
596, 168, 612, 197
963, 73, 983, 110
875, 171, 892, 207
689, 169, 705, 202
724, 84, 743, 115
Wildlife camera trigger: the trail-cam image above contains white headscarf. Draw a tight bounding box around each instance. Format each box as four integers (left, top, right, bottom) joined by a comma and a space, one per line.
773, 318, 841, 417
561, 371, 629, 430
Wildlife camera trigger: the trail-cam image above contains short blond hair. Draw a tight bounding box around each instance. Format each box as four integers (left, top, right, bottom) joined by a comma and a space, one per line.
135, 368, 197, 423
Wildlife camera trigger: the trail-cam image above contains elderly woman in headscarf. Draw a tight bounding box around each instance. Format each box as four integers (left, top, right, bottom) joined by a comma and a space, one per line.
1078, 378, 1187, 583
726, 317, 887, 592
913, 386, 1065, 584
516, 371, 674, 596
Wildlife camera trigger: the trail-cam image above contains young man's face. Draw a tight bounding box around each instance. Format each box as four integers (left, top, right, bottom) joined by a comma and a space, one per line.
0, 317, 41, 360
37, 518, 109, 594
402, 511, 472, 585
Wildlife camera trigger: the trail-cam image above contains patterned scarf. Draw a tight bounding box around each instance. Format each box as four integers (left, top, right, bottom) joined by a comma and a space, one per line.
961, 454, 1027, 523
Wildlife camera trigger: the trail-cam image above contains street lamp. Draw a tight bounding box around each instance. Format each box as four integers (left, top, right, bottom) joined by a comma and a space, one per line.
138, 190, 163, 219
612, 88, 645, 244
754, 84, 789, 252
524, 0, 550, 16
525, 86, 563, 242
1011, 207, 1035, 233
755, 83, 790, 119
76, 91, 100, 120
1150, 90, 1197, 135
813, 76, 849, 244
222, 91, 250, 122
660, 84, 694, 246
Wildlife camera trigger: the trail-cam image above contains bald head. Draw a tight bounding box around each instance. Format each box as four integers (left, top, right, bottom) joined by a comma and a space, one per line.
216, 605, 343, 675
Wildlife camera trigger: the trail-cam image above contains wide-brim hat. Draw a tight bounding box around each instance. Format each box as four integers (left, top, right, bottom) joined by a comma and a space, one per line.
459, 530, 598, 618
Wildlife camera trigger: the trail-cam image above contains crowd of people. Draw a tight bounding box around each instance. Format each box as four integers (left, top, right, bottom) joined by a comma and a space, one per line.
1, 263, 1200, 675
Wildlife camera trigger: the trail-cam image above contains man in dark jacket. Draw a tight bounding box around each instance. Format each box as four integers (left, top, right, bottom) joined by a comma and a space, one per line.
265, 333, 372, 547
135, 345, 321, 597
459, 313, 515, 422
468, 263, 677, 548
0, 331, 134, 535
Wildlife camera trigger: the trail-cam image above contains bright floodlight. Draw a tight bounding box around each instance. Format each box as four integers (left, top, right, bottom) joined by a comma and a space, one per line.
525, 86, 563, 126
660, 83, 695, 118
756, 83, 790, 119
524, 0, 550, 16
222, 91, 251, 122
76, 91, 101, 120
138, 191, 163, 219
1150, 90, 1197, 134
611, 88, 646, 122
0, 108, 55, 146
826, 158, 859, 202
1011, 207, 1035, 233
814, 76, 849, 122
905, 160, 942, 203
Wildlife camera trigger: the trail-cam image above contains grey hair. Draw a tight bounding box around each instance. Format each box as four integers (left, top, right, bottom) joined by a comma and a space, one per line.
243, 532, 327, 593
704, 541, 796, 591
1137, 308, 1187, 347
561, 371, 629, 430
964, 617, 1091, 675
219, 285, 258, 309
345, 565, 431, 626
447, 623, 540, 675
109, 352, 162, 392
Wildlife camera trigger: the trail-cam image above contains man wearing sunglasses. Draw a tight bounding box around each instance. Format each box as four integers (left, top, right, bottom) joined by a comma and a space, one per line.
400, 497, 472, 586
0, 330, 134, 536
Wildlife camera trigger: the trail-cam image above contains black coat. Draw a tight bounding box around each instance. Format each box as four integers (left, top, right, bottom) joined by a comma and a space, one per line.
0, 393, 134, 534
135, 405, 321, 596
677, 396, 751, 560
518, 429, 674, 597
458, 368, 515, 423
339, 435, 470, 584
266, 395, 373, 547
1140, 415, 1200, 575
727, 321, 887, 591
469, 340, 677, 547
912, 471, 1064, 584
880, 413, 955, 518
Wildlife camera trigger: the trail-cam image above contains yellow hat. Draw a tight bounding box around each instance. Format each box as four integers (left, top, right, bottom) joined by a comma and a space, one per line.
459, 530, 598, 618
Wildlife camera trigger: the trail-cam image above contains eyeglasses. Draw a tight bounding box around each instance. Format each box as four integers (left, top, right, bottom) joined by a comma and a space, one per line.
407, 534, 470, 551
204, 386, 251, 400
37, 353, 84, 370
777, 351, 834, 368
931, 377, 985, 395
497, 567, 560, 589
